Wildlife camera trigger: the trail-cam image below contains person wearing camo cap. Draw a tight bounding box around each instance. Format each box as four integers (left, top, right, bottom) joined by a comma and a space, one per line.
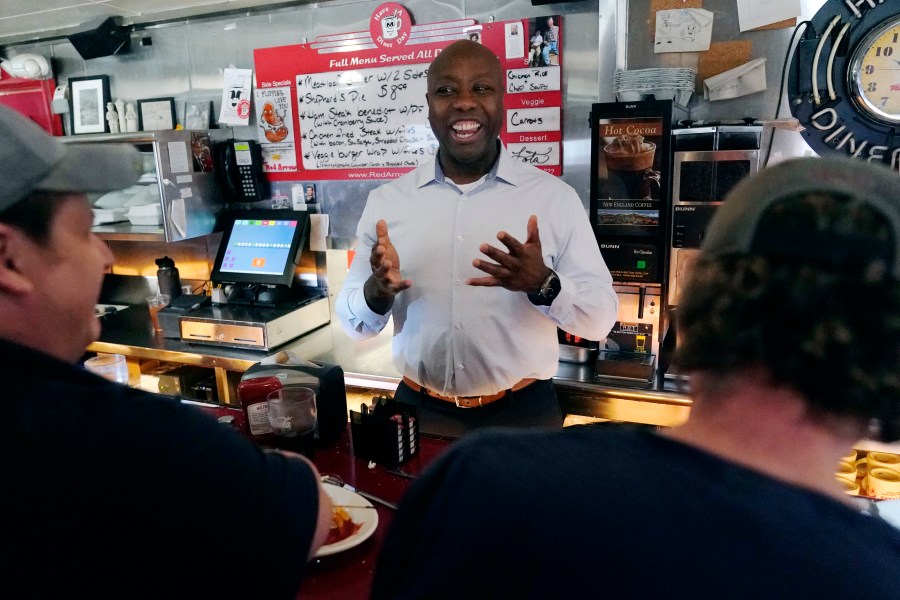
371, 156, 900, 600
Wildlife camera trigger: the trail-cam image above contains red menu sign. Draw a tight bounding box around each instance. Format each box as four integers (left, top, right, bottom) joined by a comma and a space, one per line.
253, 5, 563, 180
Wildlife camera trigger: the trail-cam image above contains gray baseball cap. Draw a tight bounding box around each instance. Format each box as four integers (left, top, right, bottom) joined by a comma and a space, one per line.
0, 104, 141, 212
702, 156, 900, 279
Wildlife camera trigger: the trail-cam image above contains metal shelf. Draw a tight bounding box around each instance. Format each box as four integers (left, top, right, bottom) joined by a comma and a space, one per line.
60, 129, 232, 242
91, 222, 166, 242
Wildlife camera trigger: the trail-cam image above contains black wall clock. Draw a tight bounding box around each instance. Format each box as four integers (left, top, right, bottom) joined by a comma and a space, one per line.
788, 0, 900, 164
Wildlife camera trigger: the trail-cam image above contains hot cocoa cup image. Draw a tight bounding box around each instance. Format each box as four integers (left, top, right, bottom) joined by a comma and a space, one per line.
603, 134, 661, 199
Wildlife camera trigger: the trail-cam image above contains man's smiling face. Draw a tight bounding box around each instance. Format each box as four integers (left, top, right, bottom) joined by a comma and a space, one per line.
426, 41, 504, 183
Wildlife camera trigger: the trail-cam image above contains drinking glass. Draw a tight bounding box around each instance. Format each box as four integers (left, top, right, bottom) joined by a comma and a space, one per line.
267, 386, 317, 456
146, 294, 170, 333
84, 353, 129, 385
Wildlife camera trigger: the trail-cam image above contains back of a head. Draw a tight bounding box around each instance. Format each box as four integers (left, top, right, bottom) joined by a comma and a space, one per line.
674, 156, 900, 440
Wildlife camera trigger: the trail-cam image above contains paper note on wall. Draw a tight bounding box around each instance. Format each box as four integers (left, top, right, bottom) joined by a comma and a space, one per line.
507, 142, 560, 167
506, 66, 561, 94
698, 41, 752, 93
506, 107, 560, 133
167, 141, 190, 174
309, 214, 329, 252
703, 58, 766, 101
654, 9, 713, 53
219, 68, 253, 126
505, 22, 525, 59
736, 0, 800, 32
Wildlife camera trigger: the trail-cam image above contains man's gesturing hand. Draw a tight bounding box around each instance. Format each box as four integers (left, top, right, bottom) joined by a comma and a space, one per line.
468, 214, 550, 293
364, 219, 412, 314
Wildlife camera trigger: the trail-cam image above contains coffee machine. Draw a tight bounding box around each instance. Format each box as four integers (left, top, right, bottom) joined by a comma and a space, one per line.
658, 121, 763, 383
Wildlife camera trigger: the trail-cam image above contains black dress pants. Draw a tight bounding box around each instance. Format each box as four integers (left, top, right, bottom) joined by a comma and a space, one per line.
392, 378, 562, 438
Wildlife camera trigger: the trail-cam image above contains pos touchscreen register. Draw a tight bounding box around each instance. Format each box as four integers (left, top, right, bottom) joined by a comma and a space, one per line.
209, 209, 313, 307
211, 209, 310, 292
177, 209, 330, 350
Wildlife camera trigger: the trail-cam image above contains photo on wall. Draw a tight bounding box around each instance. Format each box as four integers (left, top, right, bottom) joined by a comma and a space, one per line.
526, 15, 561, 68
290, 182, 318, 210
68, 75, 111, 134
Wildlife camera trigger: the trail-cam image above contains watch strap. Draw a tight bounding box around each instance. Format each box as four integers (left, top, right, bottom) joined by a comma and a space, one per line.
528, 270, 560, 306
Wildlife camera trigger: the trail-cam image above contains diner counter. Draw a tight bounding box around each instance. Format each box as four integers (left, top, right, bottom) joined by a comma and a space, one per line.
88, 305, 693, 427
90, 307, 900, 453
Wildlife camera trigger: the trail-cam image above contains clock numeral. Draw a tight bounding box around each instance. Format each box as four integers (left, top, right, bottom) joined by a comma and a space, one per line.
881, 97, 890, 108
893, 33, 899, 44
875, 45, 895, 57
865, 64, 875, 75
868, 81, 878, 93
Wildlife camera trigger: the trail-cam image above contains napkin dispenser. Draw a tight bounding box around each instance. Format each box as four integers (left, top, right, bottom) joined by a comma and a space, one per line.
237, 353, 348, 447
350, 396, 419, 466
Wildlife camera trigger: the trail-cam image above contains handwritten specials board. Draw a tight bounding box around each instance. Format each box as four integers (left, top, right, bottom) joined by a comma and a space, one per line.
253, 12, 563, 180
297, 65, 432, 171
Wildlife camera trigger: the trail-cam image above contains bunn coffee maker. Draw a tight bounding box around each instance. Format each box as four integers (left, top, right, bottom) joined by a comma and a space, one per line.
589, 100, 674, 382
658, 121, 763, 384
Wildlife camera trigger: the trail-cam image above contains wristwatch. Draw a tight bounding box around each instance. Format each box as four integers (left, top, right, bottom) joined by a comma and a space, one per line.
528, 270, 561, 306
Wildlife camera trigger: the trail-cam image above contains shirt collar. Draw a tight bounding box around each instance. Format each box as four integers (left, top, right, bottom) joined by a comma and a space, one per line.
416, 141, 521, 189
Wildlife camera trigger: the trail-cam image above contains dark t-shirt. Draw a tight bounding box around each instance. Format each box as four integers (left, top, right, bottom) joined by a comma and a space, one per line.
372, 425, 900, 599
1, 339, 319, 599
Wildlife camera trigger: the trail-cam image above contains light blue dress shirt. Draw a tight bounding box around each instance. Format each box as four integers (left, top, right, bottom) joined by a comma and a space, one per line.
335, 145, 618, 397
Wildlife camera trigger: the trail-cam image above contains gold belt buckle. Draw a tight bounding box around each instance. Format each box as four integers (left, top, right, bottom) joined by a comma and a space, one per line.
453, 395, 483, 409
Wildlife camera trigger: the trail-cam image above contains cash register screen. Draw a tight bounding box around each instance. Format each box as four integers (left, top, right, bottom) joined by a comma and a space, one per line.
210, 210, 310, 287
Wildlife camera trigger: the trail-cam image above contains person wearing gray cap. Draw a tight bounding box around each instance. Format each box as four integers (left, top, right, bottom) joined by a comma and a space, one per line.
371, 156, 900, 600
0, 105, 332, 598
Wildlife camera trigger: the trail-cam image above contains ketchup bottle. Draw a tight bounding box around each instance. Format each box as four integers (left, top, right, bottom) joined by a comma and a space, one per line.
236, 375, 281, 446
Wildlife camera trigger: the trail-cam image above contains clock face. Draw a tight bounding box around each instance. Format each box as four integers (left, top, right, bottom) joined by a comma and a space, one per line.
849, 17, 900, 124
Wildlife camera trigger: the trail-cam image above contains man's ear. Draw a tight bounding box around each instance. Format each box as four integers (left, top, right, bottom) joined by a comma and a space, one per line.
0, 224, 36, 295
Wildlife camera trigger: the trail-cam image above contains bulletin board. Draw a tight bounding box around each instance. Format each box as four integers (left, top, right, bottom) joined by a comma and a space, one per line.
253, 3, 563, 180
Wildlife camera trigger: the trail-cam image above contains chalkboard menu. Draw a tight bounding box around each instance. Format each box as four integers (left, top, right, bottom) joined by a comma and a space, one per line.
253, 4, 564, 181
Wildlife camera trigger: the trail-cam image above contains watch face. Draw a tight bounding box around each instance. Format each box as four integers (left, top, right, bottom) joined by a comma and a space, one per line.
545, 273, 561, 300
849, 16, 900, 124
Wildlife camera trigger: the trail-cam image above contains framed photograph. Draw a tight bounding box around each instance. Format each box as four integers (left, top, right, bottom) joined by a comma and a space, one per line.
137, 97, 176, 131
184, 100, 212, 130
68, 75, 111, 134
291, 182, 317, 210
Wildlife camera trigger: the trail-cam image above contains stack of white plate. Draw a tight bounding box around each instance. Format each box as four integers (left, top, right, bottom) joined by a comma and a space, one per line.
613, 68, 695, 105
127, 203, 163, 226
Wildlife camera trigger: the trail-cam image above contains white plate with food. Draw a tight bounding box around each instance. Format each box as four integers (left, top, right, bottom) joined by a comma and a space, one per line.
315, 482, 379, 557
